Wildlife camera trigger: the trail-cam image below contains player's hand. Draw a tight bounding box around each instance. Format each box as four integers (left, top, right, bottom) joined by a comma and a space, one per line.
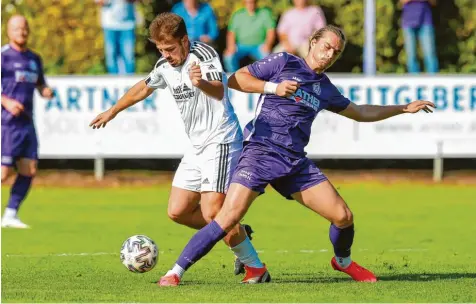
3, 98, 24, 117
189, 61, 202, 87
41, 87, 54, 99
89, 108, 117, 129
403, 100, 436, 113
276, 80, 299, 97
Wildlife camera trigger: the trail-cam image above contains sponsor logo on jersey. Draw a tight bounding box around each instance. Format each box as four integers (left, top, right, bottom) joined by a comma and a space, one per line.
15, 70, 39, 83
172, 83, 195, 101
292, 88, 320, 111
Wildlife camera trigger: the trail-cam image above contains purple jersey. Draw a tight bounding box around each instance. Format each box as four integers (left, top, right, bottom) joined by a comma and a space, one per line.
1, 44, 45, 127
245, 52, 350, 158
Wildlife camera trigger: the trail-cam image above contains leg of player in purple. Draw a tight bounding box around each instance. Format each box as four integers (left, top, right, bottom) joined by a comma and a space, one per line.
2, 171, 34, 229
175, 220, 227, 270
159, 171, 272, 286
1, 127, 37, 229
329, 223, 354, 266
6, 174, 33, 212
276, 158, 376, 282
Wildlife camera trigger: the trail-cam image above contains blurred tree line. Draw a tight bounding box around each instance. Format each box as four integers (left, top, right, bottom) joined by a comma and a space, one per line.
1, 0, 474, 74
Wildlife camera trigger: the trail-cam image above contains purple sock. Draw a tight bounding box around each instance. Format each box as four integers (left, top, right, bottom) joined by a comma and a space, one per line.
176, 220, 227, 270
329, 224, 354, 258
7, 175, 33, 211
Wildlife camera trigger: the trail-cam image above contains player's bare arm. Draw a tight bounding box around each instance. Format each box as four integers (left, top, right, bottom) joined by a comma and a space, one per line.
188, 62, 224, 100
337, 100, 436, 122
228, 66, 299, 97
89, 80, 155, 129
1, 95, 24, 116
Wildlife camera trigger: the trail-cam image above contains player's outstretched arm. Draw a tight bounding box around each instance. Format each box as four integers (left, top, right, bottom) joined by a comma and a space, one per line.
89, 80, 155, 129
338, 100, 436, 122
228, 66, 298, 97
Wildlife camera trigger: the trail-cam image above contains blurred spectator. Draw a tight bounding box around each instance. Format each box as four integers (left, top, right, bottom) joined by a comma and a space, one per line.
172, 0, 219, 46
96, 0, 137, 74
400, 0, 439, 74
223, 0, 276, 72
274, 0, 326, 58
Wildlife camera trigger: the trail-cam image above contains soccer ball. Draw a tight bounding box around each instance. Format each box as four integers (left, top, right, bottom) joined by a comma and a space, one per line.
120, 235, 159, 273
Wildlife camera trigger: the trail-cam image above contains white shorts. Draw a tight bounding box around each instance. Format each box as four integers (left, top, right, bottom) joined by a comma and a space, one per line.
172, 141, 242, 193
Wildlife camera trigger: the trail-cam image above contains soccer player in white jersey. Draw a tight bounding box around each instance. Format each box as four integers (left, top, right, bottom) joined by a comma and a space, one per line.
89, 12, 269, 284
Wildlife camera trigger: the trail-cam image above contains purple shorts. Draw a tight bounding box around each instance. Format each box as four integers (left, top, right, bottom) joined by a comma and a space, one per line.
1, 124, 38, 166
231, 142, 327, 199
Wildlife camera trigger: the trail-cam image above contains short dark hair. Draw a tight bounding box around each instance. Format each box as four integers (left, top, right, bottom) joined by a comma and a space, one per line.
308, 25, 346, 51
149, 12, 187, 42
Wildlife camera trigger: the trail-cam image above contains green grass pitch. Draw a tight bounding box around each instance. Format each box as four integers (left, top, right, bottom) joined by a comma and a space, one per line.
2, 182, 475, 302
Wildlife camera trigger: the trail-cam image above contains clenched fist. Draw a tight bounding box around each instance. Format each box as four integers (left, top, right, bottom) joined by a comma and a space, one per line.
276, 80, 300, 97
189, 62, 202, 87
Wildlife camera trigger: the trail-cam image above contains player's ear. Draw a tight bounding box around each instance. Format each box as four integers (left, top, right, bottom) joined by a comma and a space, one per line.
310, 39, 316, 49
182, 35, 189, 47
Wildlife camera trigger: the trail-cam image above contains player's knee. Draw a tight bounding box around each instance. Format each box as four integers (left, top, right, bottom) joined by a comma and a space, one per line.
1, 166, 13, 182
167, 204, 188, 224
333, 206, 353, 227
17, 161, 37, 177
23, 166, 36, 177
1, 172, 10, 183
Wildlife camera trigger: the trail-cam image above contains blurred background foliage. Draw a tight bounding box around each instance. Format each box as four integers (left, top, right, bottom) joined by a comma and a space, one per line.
1, 0, 475, 74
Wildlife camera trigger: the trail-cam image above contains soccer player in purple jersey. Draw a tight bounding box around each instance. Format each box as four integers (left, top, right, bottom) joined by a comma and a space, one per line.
158, 25, 435, 285
1, 15, 54, 229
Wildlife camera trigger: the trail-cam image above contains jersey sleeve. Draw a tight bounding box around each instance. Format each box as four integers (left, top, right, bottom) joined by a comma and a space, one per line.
36, 55, 46, 87
201, 56, 224, 82
144, 59, 167, 89
325, 76, 351, 113
247, 52, 288, 81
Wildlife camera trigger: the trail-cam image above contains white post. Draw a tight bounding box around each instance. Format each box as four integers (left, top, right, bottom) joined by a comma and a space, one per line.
363, 0, 376, 75
95, 157, 105, 181
433, 141, 443, 182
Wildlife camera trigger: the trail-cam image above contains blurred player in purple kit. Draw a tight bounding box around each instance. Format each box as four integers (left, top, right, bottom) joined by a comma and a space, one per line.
158, 24, 436, 286
1, 15, 54, 228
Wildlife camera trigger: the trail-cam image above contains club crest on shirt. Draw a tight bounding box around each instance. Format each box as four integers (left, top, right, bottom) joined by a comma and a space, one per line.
29, 60, 38, 71
313, 82, 321, 95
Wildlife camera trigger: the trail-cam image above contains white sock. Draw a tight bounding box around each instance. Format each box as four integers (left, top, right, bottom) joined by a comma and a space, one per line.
230, 236, 264, 268
166, 264, 185, 279
3, 208, 17, 219
336, 256, 352, 268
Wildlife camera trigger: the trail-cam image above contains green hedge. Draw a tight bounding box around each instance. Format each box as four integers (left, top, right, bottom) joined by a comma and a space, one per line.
2, 0, 474, 74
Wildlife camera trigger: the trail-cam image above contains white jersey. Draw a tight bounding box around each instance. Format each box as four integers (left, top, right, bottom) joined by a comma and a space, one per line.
145, 41, 243, 153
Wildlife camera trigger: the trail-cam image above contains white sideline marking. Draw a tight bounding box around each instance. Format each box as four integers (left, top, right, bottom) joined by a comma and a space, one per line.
4, 248, 428, 258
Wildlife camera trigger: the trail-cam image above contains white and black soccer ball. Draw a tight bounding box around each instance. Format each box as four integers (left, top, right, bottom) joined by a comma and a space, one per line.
120, 235, 159, 273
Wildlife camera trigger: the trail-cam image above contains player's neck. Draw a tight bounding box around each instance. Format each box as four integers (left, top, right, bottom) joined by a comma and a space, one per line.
9, 42, 27, 52
304, 56, 324, 74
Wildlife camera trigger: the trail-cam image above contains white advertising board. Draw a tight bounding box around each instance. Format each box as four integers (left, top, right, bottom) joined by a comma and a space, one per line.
34, 75, 476, 158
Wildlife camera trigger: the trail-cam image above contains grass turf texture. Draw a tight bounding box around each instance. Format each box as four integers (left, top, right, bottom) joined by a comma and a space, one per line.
2, 182, 475, 302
